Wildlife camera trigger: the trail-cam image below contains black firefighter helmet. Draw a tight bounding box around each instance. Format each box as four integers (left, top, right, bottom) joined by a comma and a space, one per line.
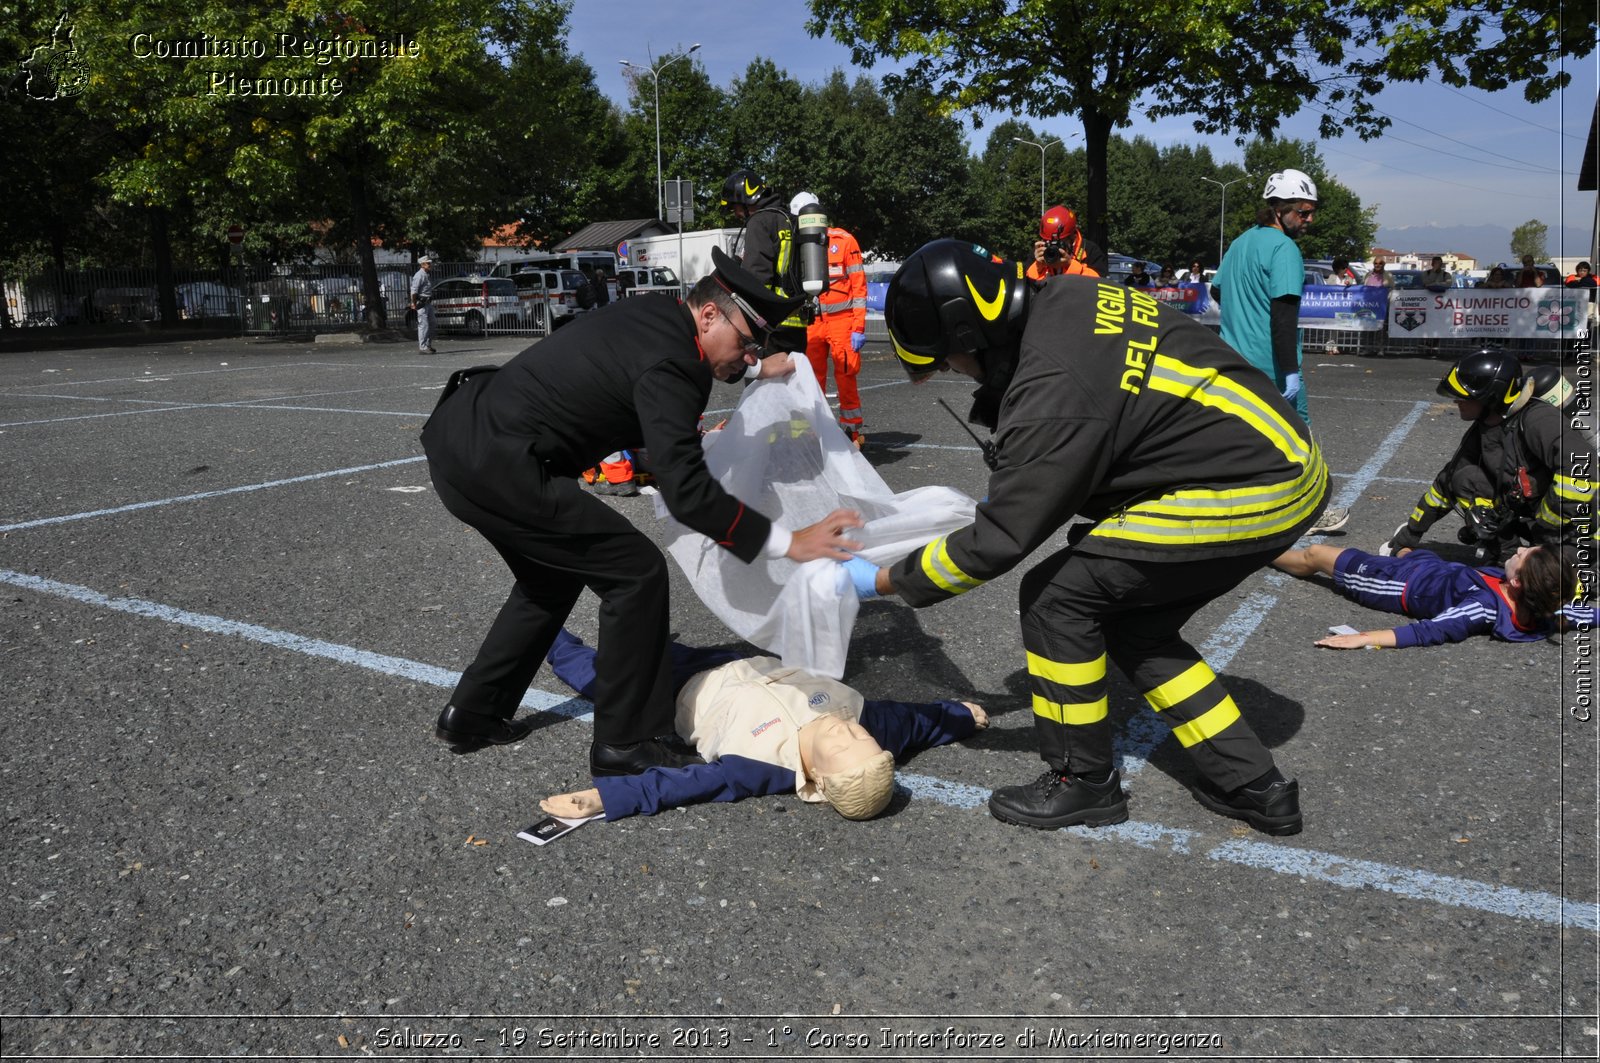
1436, 348, 1525, 415
720, 168, 767, 207
885, 239, 1029, 378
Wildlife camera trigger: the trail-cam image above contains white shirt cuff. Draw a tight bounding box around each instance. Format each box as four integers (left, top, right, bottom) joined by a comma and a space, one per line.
763, 525, 793, 560
742, 360, 762, 381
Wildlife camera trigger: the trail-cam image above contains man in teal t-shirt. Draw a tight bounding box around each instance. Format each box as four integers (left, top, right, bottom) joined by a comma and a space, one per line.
1212, 168, 1349, 534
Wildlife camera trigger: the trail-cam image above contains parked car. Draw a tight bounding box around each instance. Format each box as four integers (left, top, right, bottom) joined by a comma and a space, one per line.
859, 261, 907, 343
1384, 267, 1426, 290
510, 268, 591, 328
90, 286, 158, 323
1303, 262, 1337, 287
174, 281, 243, 319
615, 266, 680, 296
423, 276, 523, 335
1105, 253, 1160, 286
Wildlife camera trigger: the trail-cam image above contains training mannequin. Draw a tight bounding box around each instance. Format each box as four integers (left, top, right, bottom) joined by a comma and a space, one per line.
539, 630, 986, 821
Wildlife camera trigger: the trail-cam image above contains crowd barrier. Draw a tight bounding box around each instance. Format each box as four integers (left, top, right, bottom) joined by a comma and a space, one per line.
2, 262, 565, 338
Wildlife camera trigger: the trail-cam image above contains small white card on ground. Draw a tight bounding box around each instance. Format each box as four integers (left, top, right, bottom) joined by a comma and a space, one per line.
517, 814, 602, 846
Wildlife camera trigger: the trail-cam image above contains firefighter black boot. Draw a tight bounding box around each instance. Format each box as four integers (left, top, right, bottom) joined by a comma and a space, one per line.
1193, 775, 1302, 836
988, 768, 1128, 830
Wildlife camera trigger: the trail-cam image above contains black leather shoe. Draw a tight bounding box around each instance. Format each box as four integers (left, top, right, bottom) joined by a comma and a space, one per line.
1193, 777, 1302, 836
590, 738, 705, 777
434, 704, 536, 751
988, 769, 1128, 830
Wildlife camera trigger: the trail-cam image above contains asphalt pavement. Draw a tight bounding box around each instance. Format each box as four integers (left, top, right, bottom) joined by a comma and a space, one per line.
1, 324, 1595, 1059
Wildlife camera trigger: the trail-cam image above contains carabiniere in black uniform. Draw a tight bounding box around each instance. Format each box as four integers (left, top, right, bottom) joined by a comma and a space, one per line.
421, 294, 771, 756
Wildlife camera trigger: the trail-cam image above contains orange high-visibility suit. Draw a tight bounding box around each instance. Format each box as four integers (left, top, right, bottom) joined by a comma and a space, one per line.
805, 226, 868, 439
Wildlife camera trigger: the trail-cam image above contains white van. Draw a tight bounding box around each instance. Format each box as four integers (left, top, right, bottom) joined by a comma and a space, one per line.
615, 265, 680, 297
510, 268, 592, 328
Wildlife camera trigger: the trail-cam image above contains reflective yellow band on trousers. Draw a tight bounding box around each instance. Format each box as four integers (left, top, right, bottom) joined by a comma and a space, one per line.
1026, 650, 1106, 688
1144, 660, 1216, 711
1169, 696, 1243, 748
1032, 693, 1109, 725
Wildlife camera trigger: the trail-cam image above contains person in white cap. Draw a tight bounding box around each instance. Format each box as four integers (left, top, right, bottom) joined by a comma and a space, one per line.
410, 255, 436, 354
1212, 168, 1348, 534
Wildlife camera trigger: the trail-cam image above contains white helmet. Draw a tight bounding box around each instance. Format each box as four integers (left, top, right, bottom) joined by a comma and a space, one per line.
789, 191, 819, 215
1264, 169, 1318, 203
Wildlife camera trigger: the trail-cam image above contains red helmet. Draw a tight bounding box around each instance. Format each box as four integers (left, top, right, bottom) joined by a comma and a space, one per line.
1040, 205, 1077, 241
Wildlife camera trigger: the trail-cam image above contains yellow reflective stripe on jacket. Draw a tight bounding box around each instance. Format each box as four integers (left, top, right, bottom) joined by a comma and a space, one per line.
1537, 499, 1562, 527
1088, 450, 1327, 546
1026, 650, 1106, 688
1554, 473, 1594, 501
1032, 693, 1109, 725
917, 534, 984, 594
1143, 660, 1215, 711
1169, 696, 1243, 748
1143, 354, 1313, 466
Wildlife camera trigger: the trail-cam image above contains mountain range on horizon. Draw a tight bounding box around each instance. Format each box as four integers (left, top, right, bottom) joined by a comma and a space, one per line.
1374, 222, 1593, 268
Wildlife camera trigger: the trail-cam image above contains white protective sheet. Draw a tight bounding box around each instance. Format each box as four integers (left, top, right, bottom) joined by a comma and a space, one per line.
654, 355, 976, 678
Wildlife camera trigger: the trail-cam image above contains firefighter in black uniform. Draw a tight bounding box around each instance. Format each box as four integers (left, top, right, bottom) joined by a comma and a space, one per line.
721, 168, 809, 357
1380, 350, 1594, 563
421, 248, 864, 776
841, 239, 1330, 835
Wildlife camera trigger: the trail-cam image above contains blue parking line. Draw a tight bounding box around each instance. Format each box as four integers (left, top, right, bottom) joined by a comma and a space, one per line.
0, 456, 429, 533
2, 566, 1593, 933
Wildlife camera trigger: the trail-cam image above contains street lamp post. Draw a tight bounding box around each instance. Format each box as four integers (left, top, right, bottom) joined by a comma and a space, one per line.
620, 44, 702, 221
1199, 173, 1254, 267
1012, 136, 1063, 218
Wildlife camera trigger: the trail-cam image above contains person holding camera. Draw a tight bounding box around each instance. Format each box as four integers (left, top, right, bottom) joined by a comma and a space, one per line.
1025, 205, 1106, 284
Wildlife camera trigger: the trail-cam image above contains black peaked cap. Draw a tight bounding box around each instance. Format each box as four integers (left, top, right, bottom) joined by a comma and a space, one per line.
708, 246, 803, 330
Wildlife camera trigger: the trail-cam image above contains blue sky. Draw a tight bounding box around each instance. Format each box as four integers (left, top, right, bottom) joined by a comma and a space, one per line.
567, 0, 1596, 257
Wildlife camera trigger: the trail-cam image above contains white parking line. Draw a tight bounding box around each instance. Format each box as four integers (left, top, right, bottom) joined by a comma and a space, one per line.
1, 382, 435, 427
3, 565, 1590, 932
0, 456, 428, 533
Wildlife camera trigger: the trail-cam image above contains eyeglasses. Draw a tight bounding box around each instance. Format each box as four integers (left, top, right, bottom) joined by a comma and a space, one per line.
726, 312, 768, 356
1288, 206, 1316, 220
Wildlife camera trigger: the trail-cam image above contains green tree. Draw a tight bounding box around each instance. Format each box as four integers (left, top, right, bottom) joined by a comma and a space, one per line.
1510, 220, 1548, 261
13, 0, 589, 327
968, 121, 1068, 259
808, 0, 1594, 255
620, 52, 733, 225
718, 57, 810, 215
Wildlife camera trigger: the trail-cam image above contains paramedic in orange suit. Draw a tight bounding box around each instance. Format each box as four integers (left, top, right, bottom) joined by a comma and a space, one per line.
800, 202, 869, 444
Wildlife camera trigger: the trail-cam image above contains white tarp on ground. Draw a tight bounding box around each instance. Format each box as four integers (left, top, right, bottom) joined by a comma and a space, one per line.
655, 355, 976, 678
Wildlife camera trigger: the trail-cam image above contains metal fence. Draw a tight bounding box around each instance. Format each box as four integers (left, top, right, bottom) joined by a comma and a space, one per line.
5, 266, 1584, 360
3, 266, 254, 328
1299, 327, 1575, 363
1, 261, 561, 338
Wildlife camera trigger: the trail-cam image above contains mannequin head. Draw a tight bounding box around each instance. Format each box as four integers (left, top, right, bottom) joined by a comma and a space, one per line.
797, 714, 894, 819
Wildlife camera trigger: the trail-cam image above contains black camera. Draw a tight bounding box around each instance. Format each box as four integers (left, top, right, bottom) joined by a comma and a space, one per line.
1043, 238, 1065, 263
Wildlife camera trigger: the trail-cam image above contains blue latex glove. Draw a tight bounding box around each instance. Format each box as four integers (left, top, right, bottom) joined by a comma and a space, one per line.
836, 556, 880, 600
850, 331, 866, 352
1282, 372, 1302, 403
